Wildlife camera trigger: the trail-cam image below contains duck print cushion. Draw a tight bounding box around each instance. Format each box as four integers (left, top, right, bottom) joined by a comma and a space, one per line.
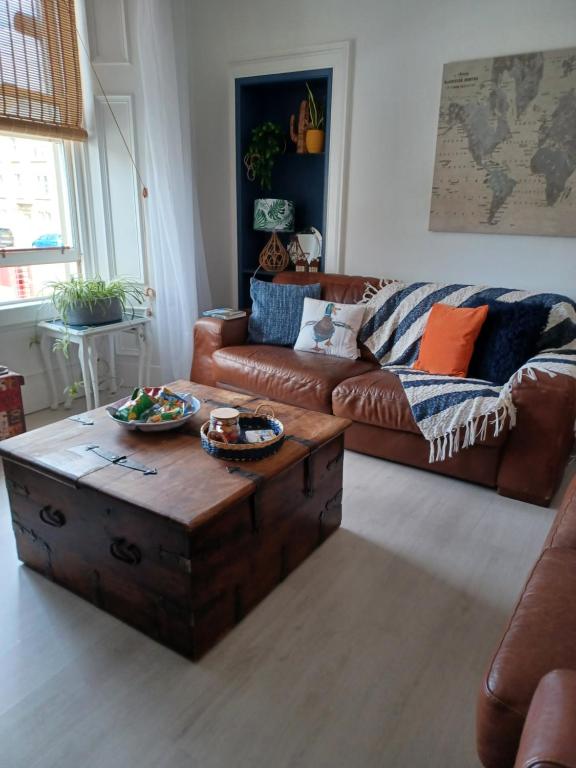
294, 298, 367, 359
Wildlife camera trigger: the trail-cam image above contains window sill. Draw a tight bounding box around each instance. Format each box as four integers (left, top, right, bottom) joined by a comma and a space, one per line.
0, 299, 54, 329
0, 302, 148, 330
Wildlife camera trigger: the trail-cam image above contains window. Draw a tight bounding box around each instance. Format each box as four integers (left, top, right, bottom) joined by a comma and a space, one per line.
36, 174, 49, 195
0, 132, 79, 304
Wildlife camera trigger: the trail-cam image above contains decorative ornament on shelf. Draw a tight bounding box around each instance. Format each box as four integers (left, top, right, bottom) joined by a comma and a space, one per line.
305, 82, 325, 154
288, 235, 308, 271
290, 100, 311, 154
295, 227, 322, 271
254, 199, 295, 272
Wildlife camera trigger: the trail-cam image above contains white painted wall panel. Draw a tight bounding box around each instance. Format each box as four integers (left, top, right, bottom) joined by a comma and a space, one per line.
95, 95, 144, 283
86, 0, 130, 64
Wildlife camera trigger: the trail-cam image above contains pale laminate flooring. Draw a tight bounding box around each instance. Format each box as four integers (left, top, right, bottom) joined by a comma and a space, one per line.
0, 411, 571, 768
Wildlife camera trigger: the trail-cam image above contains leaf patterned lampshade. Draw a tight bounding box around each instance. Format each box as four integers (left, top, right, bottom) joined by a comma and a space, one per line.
253, 199, 295, 232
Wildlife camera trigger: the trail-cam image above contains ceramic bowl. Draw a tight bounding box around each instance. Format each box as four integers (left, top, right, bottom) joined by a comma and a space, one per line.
106, 392, 201, 432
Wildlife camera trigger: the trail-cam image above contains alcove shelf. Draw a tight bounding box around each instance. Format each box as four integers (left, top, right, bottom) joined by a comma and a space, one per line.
235, 68, 332, 307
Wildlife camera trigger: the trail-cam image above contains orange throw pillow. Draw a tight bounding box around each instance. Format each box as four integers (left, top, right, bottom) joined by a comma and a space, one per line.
413, 303, 489, 377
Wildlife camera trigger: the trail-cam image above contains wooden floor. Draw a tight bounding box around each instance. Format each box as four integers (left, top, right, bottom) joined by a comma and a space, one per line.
0, 409, 572, 768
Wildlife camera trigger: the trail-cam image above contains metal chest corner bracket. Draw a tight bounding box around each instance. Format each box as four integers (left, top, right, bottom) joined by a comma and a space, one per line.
68, 414, 95, 426
86, 445, 158, 475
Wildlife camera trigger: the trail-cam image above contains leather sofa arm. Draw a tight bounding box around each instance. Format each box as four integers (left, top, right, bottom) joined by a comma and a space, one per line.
190, 315, 249, 386
497, 372, 576, 506
514, 669, 576, 768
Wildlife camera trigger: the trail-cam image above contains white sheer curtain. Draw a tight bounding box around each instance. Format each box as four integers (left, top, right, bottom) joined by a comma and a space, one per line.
136, 0, 211, 382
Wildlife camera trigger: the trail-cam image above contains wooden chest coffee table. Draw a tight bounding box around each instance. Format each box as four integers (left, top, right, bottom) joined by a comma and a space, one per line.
0, 382, 350, 659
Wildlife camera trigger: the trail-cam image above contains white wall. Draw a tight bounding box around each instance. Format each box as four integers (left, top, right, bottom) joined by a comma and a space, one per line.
0, 315, 66, 414
189, 0, 576, 304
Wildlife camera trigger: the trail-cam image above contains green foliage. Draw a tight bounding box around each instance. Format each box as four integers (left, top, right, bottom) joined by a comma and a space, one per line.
47, 275, 145, 358
253, 209, 268, 229
254, 199, 292, 231
52, 336, 71, 358
305, 83, 324, 130
65, 380, 83, 398
244, 122, 285, 190
48, 276, 145, 326
267, 199, 285, 220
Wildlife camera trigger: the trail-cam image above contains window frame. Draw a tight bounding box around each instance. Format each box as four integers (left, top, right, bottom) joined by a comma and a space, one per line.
0, 133, 83, 309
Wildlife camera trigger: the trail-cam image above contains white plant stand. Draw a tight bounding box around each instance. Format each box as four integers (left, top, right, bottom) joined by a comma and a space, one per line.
37, 316, 151, 411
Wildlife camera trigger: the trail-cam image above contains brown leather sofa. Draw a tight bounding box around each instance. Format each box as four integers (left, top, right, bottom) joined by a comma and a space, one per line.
512, 669, 576, 768
477, 479, 576, 767
191, 272, 576, 507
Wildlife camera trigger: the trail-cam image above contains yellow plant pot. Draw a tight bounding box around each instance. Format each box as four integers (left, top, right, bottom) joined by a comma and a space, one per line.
305, 129, 325, 154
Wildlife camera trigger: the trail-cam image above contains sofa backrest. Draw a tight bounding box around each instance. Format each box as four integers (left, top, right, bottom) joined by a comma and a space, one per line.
274, 273, 576, 349
273, 271, 384, 305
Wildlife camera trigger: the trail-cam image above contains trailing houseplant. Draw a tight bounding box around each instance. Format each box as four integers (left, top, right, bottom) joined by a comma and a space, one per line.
47, 275, 145, 356
305, 82, 325, 154
243, 121, 285, 190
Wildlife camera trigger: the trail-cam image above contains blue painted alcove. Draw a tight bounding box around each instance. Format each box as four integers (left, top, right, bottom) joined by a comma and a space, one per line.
235, 68, 332, 307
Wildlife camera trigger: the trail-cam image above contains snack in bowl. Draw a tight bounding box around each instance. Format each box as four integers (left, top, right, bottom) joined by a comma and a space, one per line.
107, 386, 200, 431
114, 389, 157, 422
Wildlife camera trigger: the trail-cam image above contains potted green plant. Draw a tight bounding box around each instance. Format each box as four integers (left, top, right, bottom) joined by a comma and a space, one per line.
49, 275, 145, 326
243, 121, 285, 190
305, 82, 325, 154
47, 275, 145, 355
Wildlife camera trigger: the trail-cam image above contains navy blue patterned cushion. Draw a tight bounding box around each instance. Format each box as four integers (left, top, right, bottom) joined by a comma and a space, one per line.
465, 297, 549, 384
248, 278, 322, 346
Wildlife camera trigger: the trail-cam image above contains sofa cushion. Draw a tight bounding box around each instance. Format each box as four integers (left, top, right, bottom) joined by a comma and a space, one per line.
212, 345, 377, 413
332, 369, 509, 447
333, 369, 421, 433
247, 278, 321, 346
273, 272, 389, 363
294, 298, 367, 359
413, 302, 489, 377
465, 297, 550, 384
477, 548, 576, 768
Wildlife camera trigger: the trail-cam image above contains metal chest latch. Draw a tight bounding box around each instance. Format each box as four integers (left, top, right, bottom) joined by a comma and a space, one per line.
86, 445, 158, 475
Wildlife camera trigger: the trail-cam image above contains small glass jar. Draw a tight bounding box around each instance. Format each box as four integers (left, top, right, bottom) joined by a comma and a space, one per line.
209, 407, 241, 444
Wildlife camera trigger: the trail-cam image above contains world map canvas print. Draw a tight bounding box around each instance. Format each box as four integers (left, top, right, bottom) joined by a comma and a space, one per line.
429, 47, 576, 237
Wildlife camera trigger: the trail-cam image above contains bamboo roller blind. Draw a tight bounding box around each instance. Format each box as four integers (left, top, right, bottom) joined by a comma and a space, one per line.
0, 0, 87, 140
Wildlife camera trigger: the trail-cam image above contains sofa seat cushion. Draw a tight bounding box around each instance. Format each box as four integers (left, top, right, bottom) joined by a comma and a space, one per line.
333, 369, 421, 433
332, 369, 508, 447
477, 548, 576, 768
212, 345, 377, 413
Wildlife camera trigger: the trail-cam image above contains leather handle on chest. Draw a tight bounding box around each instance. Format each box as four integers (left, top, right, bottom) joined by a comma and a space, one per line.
110, 537, 142, 566
39, 505, 66, 528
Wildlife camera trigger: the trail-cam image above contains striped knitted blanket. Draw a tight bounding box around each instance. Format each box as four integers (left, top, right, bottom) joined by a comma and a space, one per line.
358, 281, 576, 462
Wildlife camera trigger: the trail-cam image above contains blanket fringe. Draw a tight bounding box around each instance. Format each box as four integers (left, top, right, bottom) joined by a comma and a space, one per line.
360, 279, 391, 305
428, 399, 517, 464
514, 365, 557, 385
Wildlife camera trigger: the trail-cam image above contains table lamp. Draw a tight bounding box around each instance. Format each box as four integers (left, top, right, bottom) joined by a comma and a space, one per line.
253, 198, 295, 272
